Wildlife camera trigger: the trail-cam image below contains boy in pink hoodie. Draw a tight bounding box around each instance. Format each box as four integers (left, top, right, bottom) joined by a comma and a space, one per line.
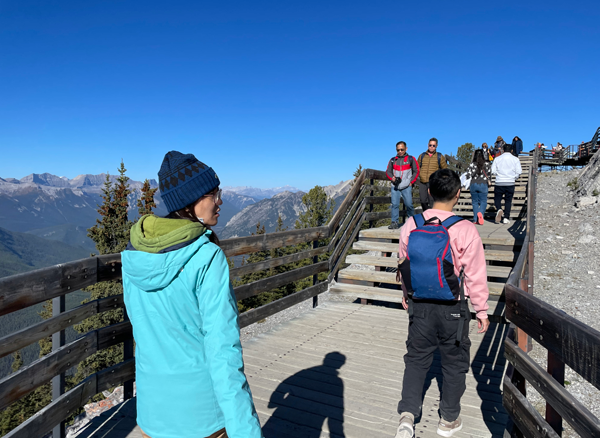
394, 169, 490, 438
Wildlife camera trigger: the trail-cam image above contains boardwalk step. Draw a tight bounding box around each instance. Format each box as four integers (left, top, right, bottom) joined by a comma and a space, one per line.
344, 255, 513, 278
359, 228, 524, 246
337, 269, 505, 295
352, 241, 518, 261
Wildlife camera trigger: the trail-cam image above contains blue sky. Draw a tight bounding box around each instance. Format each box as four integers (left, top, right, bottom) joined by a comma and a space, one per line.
1, 1, 598, 190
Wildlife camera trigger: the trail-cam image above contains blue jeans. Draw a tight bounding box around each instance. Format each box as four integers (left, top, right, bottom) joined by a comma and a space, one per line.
470, 183, 489, 222
391, 185, 415, 223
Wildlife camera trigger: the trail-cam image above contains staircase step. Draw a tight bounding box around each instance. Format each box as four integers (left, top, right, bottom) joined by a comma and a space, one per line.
359, 226, 524, 246
332, 278, 505, 299
352, 242, 519, 261
329, 282, 404, 303
345, 255, 512, 278
338, 269, 507, 295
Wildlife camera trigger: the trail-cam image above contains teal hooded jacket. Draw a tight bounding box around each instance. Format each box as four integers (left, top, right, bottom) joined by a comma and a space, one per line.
121, 215, 263, 438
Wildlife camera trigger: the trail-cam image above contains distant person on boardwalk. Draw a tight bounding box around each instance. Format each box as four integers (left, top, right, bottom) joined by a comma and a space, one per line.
511, 136, 523, 157
386, 141, 420, 229
121, 151, 263, 438
491, 144, 522, 224
481, 143, 493, 162
417, 138, 448, 211
493, 136, 506, 158
465, 149, 492, 225
394, 169, 490, 438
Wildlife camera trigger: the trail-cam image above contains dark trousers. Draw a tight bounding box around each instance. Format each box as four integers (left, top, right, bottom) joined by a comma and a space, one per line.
417, 180, 433, 211
397, 301, 471, 422
494, 185, 515, 217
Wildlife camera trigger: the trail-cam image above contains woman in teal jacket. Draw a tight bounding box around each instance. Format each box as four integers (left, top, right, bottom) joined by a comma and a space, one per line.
122, 151, 263, 438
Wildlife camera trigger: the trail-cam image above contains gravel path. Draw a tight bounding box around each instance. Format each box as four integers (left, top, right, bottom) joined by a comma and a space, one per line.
529, 168, 600, 436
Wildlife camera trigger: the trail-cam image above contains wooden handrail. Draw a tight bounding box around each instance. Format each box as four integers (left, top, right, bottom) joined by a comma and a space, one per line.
0, 167, 388, 437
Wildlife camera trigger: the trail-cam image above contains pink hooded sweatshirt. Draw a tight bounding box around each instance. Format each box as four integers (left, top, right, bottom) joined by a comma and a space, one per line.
398, 209, 490, 320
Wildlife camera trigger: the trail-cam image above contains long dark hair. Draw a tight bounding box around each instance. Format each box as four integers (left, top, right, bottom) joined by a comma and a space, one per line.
472, 149, 485, 173
166, 204, 220, 246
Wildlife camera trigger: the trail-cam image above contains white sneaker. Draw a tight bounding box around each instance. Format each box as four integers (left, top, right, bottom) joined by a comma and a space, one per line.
395, 412, 414, 438
437, 416, 463, 437
502, 218, 510, 224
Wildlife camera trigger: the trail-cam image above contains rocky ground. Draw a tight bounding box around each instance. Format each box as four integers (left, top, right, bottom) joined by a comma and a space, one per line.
529, 168, 600, 436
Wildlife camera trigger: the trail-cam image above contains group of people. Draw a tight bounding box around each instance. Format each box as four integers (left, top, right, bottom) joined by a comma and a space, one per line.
386, 138, 523, 228
118, 145, 519, 438
482, 135, 523, 160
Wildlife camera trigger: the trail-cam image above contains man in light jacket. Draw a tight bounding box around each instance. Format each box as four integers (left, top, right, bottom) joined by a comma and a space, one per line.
491, 144, 522, 224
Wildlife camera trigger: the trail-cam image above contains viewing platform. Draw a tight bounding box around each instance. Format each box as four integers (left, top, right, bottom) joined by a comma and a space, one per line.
2, 145, 600, 438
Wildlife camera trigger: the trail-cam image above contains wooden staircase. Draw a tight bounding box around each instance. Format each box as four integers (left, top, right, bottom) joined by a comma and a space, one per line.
454, 155, 532, 220
330, 156, 531, 319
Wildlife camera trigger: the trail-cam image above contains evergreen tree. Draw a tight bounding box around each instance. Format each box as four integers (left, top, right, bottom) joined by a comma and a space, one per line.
0, 303, 53, 435
75, 162, 133, 384
295, 186, 335, 229
237, 223, 270, 312
456, 142, 475, 170
137, 179, 158, 217
294, 186, 335, 290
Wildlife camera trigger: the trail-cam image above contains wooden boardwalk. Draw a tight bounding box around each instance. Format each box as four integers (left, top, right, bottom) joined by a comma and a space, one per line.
75, 301, 508, 438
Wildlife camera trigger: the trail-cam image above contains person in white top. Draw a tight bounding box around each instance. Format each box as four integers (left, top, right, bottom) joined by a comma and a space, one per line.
491, 144, 522, 224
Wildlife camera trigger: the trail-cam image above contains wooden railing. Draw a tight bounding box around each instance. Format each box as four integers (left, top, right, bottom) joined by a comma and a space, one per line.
0, 168, 393, 438
502, 148, 600, 437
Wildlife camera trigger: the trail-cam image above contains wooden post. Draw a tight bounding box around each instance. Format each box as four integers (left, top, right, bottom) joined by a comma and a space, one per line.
368, 178, 374, 229
312, 240, 319, 308
123, 308, 134, 400
546, 351, 565, 436
517, 277, 529, 355
52, 295, 66, 438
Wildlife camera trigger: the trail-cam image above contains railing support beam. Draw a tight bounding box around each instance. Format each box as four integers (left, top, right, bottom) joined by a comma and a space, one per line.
51, 295, 66, 438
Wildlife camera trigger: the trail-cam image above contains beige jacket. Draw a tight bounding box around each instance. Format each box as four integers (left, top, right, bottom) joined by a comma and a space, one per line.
418, 152, 448, 183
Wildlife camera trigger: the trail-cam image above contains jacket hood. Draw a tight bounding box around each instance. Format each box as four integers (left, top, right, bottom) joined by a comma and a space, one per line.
122, 215, 211, 291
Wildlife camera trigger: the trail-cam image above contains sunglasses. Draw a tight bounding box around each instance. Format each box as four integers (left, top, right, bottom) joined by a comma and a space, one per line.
428, 144, 437, 147
396, 148, 405, 151
204, 188, 222, 204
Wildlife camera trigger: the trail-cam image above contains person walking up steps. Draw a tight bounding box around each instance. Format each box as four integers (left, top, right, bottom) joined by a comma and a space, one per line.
417, 138, 448, 211
394, 169, 490, 438
491, 144, 522, 224
465, 149, 492, 225
386, 141, 420, 229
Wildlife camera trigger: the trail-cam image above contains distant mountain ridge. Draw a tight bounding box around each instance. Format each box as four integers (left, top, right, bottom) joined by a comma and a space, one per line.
222, 185, 302, 200
0, 172, 353, 246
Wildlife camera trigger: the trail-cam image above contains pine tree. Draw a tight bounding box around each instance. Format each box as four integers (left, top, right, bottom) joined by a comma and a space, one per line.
137, 179, 158, 217
75, 162, 133, 384
293, 186, 335, 290
295, 186, 335, 230
456, 142, 475, 170
237, 223, 270, 312
0, 304, 54, 435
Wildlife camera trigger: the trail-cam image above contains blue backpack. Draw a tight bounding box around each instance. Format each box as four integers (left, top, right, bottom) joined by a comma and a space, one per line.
399, 214, 465, 300
399, 214, 469, 342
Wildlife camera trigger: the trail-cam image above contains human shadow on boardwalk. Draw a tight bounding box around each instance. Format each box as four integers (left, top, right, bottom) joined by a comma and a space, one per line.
471, 321, 509, 437
262, 352, 346, 438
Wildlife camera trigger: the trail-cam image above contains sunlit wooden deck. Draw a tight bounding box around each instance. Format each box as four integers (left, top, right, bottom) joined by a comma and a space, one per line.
76, 301, 508, 438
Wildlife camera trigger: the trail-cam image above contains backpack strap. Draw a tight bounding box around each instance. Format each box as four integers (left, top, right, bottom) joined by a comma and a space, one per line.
441, 216, 465, 229
455, 267, 468, 345
418, 153, 424, 168
413, 213, 425, 228
437, 152, 442, 168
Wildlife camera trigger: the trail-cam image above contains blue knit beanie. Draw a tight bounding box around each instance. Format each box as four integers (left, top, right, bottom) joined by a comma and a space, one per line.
158, 151, 220, 214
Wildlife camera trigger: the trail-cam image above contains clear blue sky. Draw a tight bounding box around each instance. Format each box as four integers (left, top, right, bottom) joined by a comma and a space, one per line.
1, 1, 598, 190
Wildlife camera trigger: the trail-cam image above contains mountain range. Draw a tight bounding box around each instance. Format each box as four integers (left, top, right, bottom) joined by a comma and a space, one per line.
0, 172, 352, 253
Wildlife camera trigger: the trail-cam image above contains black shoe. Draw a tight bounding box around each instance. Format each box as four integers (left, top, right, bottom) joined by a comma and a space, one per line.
388, 222, 399, 230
